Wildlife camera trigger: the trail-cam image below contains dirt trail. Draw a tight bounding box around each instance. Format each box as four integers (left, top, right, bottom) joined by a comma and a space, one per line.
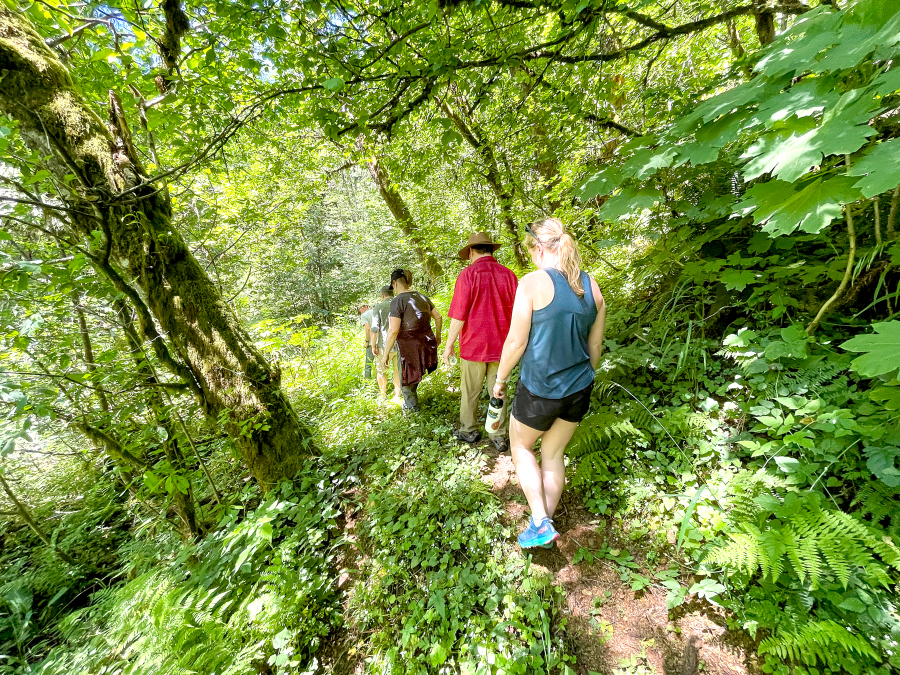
481, 450, 753, 675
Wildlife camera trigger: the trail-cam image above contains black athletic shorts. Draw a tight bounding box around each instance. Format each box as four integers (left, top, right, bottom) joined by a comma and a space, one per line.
511, 382, 594, 432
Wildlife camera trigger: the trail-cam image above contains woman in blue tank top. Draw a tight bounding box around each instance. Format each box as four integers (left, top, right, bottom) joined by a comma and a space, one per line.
492, 218, 606, 549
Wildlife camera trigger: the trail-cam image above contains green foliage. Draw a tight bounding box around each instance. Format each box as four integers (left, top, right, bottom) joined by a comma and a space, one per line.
841, 321, 900, 377
35, 466, 342, 675
703, 490, 899, 588
4, 2, 900, 675
346, 396, 572, 673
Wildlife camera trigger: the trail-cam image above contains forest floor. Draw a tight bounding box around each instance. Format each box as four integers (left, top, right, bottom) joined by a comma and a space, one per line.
481, 447, 753, 675
318, 377, 759, 675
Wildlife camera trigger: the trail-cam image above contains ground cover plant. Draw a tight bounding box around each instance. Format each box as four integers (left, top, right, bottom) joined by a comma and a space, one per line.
1, 0, 899, 674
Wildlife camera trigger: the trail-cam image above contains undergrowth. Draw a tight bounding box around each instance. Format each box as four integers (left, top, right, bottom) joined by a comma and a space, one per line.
295, 326, 576, 674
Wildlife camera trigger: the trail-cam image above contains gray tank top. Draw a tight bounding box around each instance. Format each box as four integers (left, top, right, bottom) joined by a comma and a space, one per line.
519, 269, 597, 399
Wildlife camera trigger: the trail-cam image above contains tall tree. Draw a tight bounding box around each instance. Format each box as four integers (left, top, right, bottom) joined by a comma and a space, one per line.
357, 138, 444, 281
0, 8, 313, 489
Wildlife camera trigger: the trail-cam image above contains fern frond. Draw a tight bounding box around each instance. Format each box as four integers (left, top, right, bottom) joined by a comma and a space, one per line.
703, 530, 760, 576
759, 620, 878, 662
852, 481, 900, 530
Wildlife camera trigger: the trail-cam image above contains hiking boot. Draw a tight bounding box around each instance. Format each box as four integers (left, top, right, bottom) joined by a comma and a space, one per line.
489, 436, 508, 453
452, 429, 481, 444
517, 518, 560, 549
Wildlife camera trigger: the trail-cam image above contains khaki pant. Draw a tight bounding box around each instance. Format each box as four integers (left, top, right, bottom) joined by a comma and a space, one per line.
460, 359, 508, 437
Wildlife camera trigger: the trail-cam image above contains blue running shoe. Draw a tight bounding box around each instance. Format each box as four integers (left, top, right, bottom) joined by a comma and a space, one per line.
518, 518, 560, 549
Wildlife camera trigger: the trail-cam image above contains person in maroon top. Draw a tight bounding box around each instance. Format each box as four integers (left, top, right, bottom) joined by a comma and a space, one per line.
443, 232, 518, 451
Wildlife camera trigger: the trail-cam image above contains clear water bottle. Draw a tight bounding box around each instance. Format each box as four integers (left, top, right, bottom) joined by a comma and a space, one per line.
485, 396, 505, 434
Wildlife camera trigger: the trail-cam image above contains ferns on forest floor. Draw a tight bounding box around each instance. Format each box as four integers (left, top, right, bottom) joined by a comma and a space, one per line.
33, 465, 344, 675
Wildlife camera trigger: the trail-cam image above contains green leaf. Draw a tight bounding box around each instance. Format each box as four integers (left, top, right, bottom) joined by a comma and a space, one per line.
620, 146, 676, 181
774, 456, 801, 473
753, 78, 838, 128
743, 121, 876, 184
272, 628, 292, 650
676, 485, 708, 552
874, 67, 900, 95
579, 167, 622, 201
847, 138, 900, 198
841, 321, 900, 377
864, 446, 900, 487
90, 47, 118, 62
674, 142, 719, 166
740, 176, 859, 237
837, 597, 868, 613
596, 187, 660, 221
440, 129, 462, 146
815, 10, 900, 73
321, 77, 344, 92
754, 10, 841, 77
720, 269, 757, 291
849, 0, 900, 27
870, 386, 900, 411
692, 76, 787, 125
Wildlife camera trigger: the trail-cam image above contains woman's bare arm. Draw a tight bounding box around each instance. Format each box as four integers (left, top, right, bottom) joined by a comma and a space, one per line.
493, 279, 536, 397
587, 277, 606, 368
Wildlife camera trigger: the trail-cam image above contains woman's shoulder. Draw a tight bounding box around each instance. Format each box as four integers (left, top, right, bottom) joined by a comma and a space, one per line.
585, 274, 604, 308
520, 269, 553, 287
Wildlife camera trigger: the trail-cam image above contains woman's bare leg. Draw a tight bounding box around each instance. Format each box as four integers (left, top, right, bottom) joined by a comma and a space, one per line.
538, 418, 579, 518
510, 417, 549, 521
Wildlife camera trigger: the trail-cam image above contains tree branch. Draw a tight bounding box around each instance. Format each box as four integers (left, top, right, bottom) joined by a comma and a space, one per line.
807, 203, 856, 334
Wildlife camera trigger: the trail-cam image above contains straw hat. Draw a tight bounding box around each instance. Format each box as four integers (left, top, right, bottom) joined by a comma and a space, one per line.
458, 232, 502, 260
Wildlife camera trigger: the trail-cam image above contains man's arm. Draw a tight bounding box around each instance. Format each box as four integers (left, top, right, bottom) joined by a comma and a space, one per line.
443, 318, 465, 366
381, 316, 401, 365
430, 307, 442, 348
370, 314, 380, 355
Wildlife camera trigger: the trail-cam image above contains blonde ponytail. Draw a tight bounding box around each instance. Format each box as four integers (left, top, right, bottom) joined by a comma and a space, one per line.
526, 217, 585, 297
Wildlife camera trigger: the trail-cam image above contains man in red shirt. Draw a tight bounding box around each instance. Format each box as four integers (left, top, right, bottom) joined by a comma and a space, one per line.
443, 232, 518, 451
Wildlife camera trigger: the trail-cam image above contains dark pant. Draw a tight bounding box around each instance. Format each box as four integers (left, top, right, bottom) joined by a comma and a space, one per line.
401, 383, 419, 410
364, 346, 375, 379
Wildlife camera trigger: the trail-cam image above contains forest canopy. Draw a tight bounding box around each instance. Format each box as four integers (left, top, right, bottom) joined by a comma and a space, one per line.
1, 0, 899, 674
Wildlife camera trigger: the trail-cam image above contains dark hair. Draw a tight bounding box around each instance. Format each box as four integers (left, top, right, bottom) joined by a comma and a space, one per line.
381, 285, 394, 297
471, 243, 496, 255
390, 268, 412, 286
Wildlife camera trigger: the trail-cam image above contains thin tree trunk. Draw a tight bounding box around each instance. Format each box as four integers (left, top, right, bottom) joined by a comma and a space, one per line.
888, 186, 899, 241
71, 290, 110, 413
355, 138, 444, 282
806, 204, 856, 335
754, 1, 776, 45
0, 8, 313, 490
115, 298, 201, 537
438, 100, 528, 270
0, 469, 77, 565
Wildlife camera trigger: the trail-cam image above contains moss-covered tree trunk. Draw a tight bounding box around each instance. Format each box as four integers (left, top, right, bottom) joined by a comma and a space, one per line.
355, 138, 444, 282
0, 8, 312, 490
439, 100, 528, 270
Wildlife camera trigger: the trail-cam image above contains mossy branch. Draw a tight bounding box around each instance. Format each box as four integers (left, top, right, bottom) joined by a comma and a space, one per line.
0, 469, 78, 565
